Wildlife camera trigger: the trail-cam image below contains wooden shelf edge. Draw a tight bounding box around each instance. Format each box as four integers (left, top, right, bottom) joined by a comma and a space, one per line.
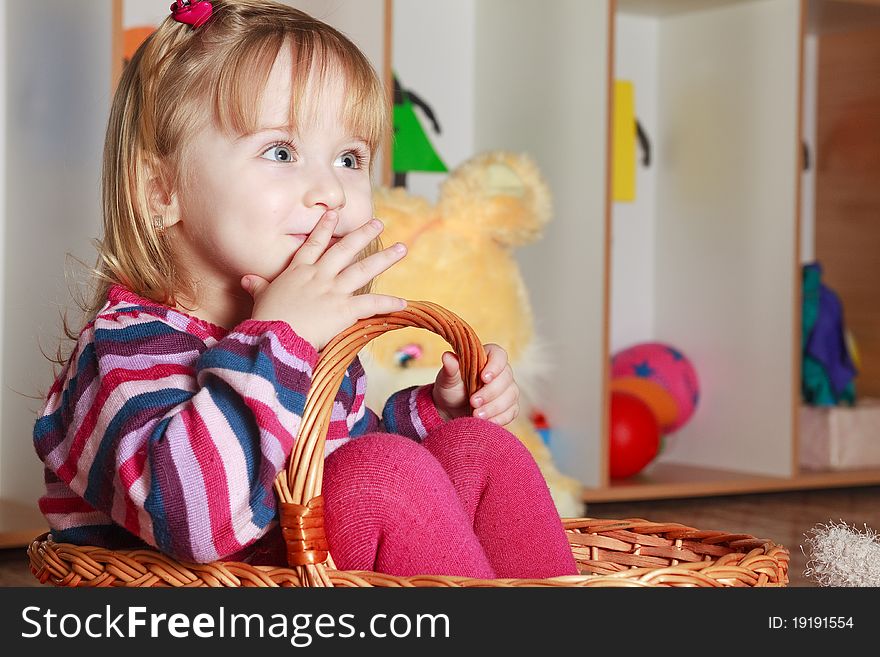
582, 462, 880, 503
0, 499, 47, 549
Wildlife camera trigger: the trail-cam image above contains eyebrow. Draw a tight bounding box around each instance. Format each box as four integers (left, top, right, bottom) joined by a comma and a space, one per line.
236, 125, 295, 142
236, 125, 372, 150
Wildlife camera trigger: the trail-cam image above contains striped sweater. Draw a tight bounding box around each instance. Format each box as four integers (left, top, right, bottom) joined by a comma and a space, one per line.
33, 284, 443, 563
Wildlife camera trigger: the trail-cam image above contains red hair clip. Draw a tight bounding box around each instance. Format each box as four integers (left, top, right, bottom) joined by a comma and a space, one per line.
170, 0, 213, 28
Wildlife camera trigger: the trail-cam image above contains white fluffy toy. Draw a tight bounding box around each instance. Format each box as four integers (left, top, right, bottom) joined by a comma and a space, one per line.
803, 520, 880, 587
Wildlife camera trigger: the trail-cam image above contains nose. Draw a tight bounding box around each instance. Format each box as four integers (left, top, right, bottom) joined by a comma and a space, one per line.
303, 165, 346, 211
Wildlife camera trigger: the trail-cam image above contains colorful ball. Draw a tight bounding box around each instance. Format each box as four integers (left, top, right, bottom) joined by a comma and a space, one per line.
611, 342, 699, 433
609, 391, 660, 479
610, 376, 679, 433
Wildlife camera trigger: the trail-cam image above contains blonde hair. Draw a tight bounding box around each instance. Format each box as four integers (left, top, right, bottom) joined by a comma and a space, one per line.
61, 0, 388, 360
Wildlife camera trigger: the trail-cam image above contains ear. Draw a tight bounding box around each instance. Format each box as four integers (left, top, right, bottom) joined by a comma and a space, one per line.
145, 158, 182, 230
437, 151, 552, 248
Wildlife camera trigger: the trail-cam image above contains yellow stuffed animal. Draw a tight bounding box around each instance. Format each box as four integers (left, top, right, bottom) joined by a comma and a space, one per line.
362, 151, 585, 518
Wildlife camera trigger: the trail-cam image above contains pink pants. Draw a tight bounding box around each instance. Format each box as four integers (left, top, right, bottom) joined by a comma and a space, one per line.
322, 417, 580, 579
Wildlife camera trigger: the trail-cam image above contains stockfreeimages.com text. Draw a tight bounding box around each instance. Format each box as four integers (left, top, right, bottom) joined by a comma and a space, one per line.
21, 605, 450, 646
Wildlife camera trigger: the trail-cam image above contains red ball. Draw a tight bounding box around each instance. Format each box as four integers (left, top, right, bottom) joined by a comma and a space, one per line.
609, 391, 660, 479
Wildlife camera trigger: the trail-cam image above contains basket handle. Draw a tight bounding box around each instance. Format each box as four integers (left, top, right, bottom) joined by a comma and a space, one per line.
273, 301, 487, 583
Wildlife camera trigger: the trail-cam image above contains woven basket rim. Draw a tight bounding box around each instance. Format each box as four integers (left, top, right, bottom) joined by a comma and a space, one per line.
30, 519, 790, 587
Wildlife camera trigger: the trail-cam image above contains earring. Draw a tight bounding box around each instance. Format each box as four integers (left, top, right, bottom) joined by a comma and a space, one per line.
152, 215, 165, 232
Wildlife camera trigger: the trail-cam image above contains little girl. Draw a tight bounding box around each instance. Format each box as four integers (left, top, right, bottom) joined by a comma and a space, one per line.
33, 0, 578, 579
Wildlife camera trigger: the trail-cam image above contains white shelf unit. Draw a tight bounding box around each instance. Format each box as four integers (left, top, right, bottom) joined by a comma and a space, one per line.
473, 0, 880, 501
598, 0, 880, 501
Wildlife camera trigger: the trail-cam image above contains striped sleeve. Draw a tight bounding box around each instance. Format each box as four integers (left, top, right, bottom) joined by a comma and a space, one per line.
33, 309, 318, 564
340, 356, 445, 443
322, 355, 380, 455
378, 384, 445, 441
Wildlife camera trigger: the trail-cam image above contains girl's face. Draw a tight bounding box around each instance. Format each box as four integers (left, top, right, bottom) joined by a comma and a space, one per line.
169, 46, 374, 295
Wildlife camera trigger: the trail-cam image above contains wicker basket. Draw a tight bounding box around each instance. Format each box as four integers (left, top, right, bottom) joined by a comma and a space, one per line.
28, 301, 789, 587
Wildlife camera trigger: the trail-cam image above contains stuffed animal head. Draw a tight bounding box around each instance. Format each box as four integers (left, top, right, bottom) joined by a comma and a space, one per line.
362, 151, 552, 411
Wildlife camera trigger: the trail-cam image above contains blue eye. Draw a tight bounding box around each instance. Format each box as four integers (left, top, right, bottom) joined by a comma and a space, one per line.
335, 150, 368, 169
261, 143, 295, 162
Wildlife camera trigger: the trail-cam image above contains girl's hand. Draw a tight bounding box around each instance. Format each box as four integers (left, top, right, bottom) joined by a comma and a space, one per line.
432, 343, 520, 425
242, 211, 408, 352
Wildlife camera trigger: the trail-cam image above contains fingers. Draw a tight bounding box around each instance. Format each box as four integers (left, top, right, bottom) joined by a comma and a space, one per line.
483, 404, 519, 426
317, 218, 387, 274
435, 352, 463, 392
471, 364, 514, 408
347, 293, 408, 320
292, 211, 339, 266
473, 382, 519, 425
290, 216, 404, 292
441, 352, 459, 375
479, 343, 508, 384
471, 362, 517, 412
335, 240, 408, 293
241, 274, 270, 297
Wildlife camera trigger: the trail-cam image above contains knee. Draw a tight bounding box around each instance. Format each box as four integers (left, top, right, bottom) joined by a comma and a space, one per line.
430, 417, 531, 463
323, 433, 445, 502
326, 432, 426, 473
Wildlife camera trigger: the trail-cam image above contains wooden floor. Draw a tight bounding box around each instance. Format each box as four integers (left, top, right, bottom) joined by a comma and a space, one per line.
585, 485, 880, 587
4, 485, 879, 586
